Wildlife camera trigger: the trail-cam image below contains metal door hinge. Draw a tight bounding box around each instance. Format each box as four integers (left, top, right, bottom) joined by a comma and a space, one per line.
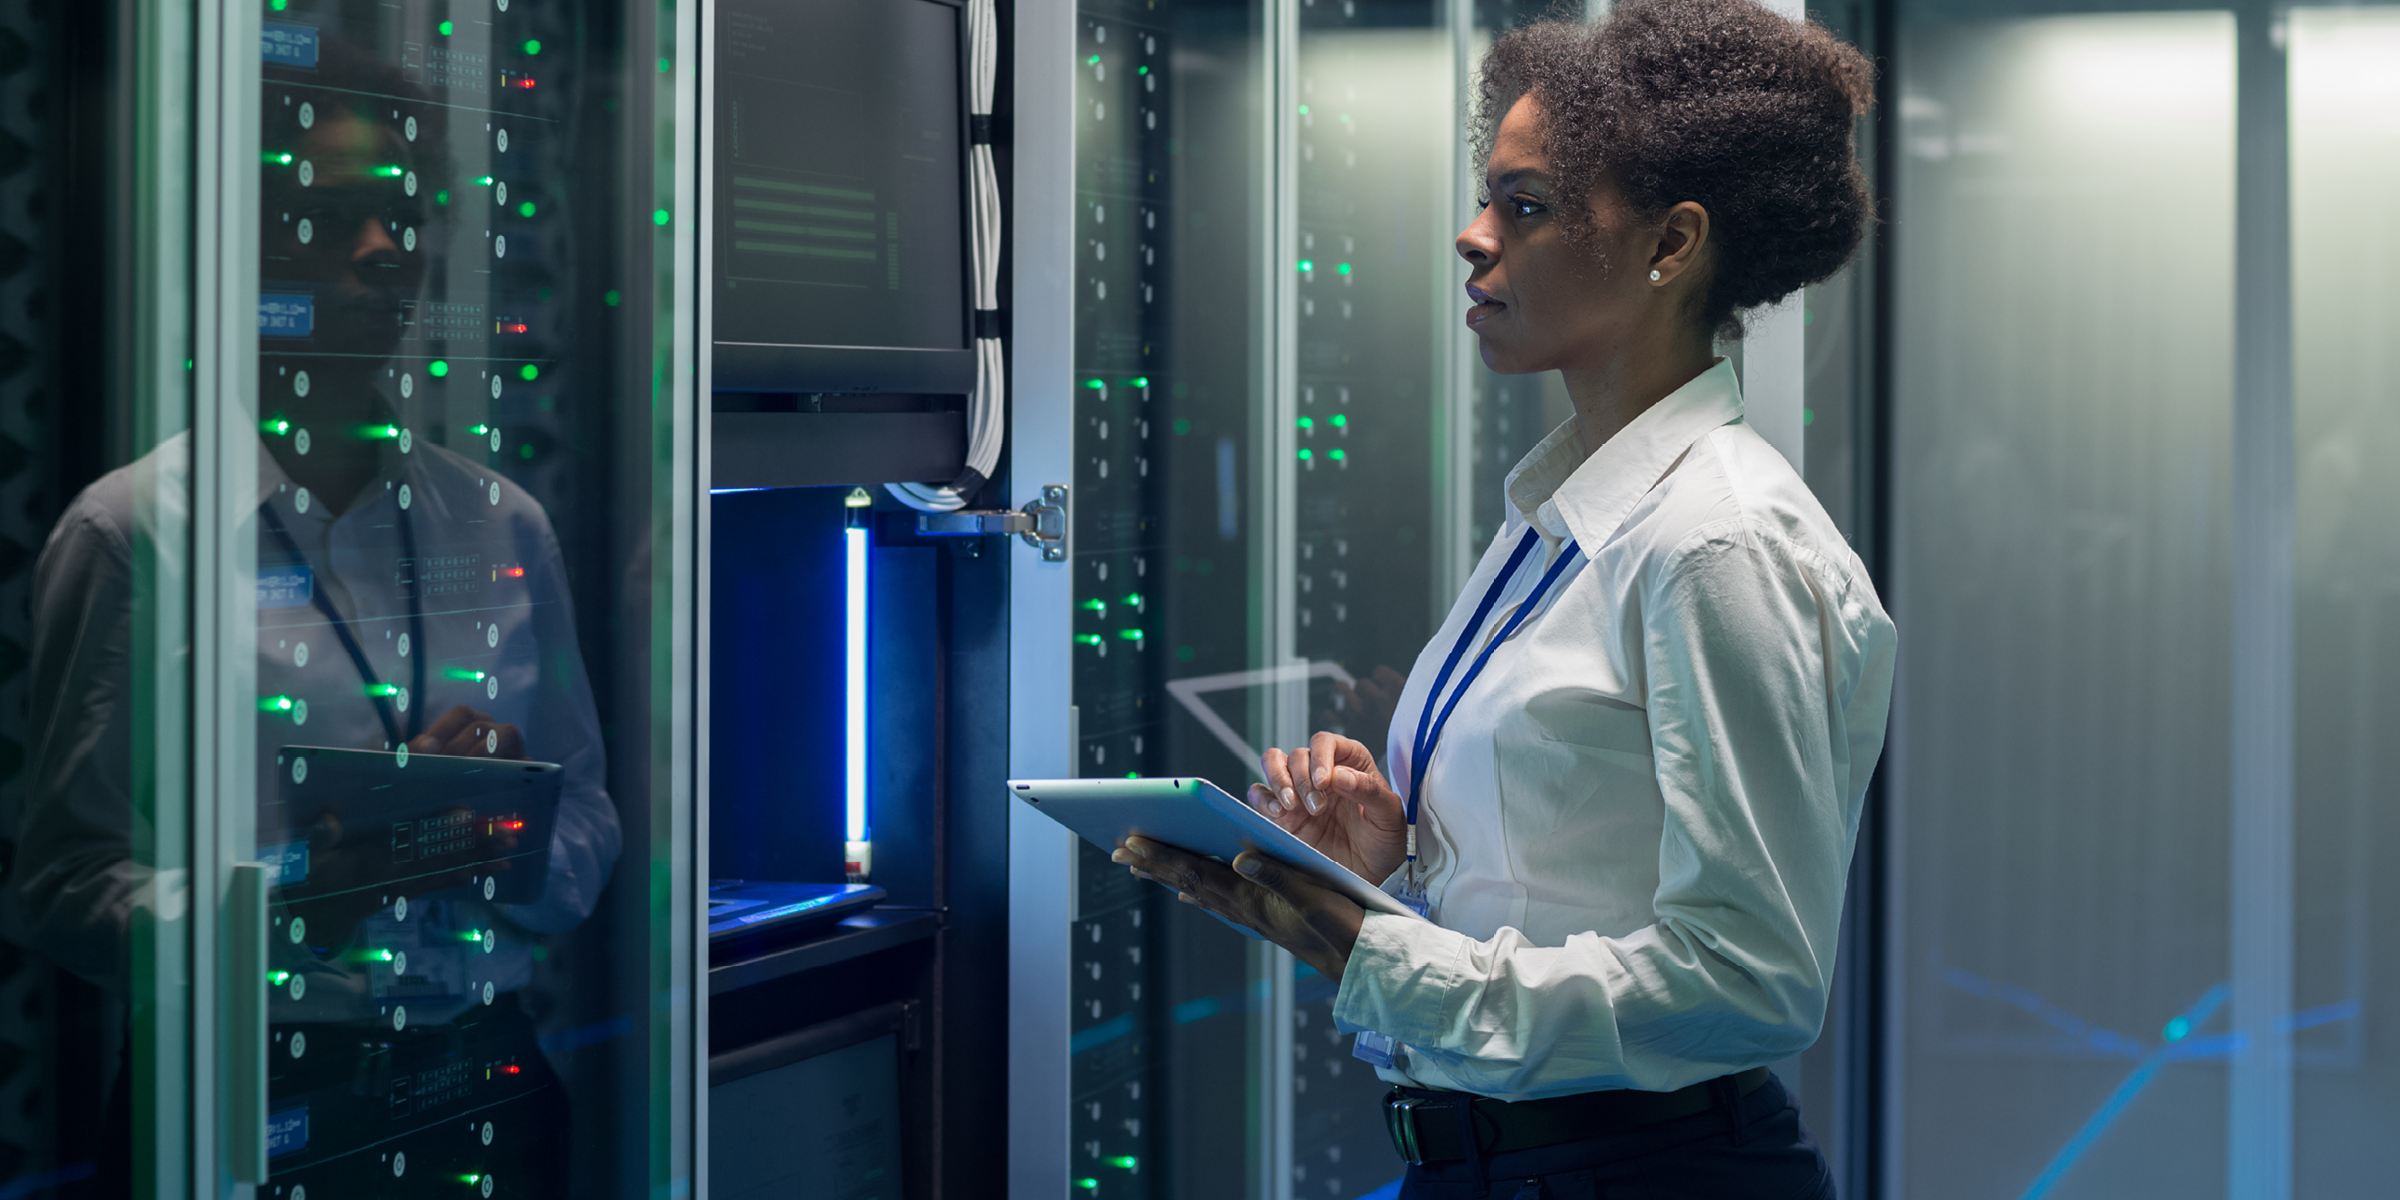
914, 484, 1069, 561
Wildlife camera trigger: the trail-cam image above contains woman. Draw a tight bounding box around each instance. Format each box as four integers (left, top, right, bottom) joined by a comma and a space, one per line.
1111, 0, 1894, 1194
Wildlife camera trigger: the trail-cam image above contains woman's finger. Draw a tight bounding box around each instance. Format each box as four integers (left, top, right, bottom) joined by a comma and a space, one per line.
1246, 782, 1279, 814
1289, 746, 1320, 815
490, 723, 526, 760
1309, 731, 1342, 788
1261, 748, 1298, 814
1231, 850, 1315, 902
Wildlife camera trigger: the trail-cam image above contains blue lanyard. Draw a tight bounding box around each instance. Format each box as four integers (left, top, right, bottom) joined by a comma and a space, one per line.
1404, 527, 1582, 874
260, 498, 425, 747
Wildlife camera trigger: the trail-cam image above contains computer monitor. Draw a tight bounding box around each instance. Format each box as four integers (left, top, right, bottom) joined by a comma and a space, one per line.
710, 0, 974, 395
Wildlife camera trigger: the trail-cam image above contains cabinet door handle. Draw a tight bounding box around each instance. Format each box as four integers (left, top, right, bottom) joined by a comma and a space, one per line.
229, 863, 268, 1184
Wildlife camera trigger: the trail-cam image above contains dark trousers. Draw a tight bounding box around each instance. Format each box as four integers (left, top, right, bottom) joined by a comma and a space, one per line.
1396, 1073, 1834, 1200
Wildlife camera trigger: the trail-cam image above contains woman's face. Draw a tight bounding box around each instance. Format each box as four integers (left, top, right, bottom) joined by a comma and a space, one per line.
1455, 94, 1658, 375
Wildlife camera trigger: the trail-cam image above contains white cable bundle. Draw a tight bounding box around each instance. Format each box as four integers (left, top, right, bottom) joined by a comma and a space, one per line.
890, 0, 1005, 512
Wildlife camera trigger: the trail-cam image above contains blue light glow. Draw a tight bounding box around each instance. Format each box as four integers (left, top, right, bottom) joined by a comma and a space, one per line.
845, 526, 868, 844
2016, 982, 2227, 1200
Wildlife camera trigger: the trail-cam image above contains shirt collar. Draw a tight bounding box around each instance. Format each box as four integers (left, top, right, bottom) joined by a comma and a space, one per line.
1501, 357, 1744, 549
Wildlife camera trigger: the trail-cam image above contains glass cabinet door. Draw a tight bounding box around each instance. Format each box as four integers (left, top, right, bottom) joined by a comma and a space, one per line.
240, 1, 693, 1196
1046, 0, 1586, 1197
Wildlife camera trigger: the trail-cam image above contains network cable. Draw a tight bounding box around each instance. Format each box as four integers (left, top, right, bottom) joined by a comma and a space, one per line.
889, 0, 1004, 513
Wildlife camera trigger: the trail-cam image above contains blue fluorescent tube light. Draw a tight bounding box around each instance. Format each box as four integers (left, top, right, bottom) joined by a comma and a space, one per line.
844, 525, 869, 846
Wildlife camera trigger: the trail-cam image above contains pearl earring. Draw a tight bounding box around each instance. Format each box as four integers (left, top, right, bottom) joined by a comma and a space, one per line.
1650, 270, 1662, 282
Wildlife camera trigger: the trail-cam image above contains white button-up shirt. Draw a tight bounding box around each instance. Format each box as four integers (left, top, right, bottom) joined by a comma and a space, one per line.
6, 432, 618, 1027
1331, 359, 1896, 1100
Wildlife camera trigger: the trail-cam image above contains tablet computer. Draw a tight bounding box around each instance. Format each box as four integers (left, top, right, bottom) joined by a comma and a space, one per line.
1006, 776, 1423, 925
268, 746, 564, 906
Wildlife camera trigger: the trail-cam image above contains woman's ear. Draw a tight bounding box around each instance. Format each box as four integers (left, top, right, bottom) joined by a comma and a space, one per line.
1648, 201, 1711, 286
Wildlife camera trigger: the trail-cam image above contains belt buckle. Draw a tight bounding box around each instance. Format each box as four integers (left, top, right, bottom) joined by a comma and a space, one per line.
1382, 1092, 1437, 1166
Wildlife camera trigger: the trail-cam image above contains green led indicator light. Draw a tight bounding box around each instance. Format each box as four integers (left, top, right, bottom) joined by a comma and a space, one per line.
1296, 416, 1314, 429
518, 443, 535, 460
1138, 66, 1148, 74
1117, 629, 1144, 641
1088, 55, 1101, 64
1802, 406, 1816, 427
604, 289, 623, 306
653, 208, 671, 226
1075, 634, 1103, 647
263, 152, 294, 165
371, 164, 404, 178
478, 175, 496, 186
438, 19, 454, 35
1084, 378, 1106, 389
262, 418, 291, 435
1076, 1182, 1098, 1192
1297, 259, 1313, 272
435, 188, 451, 205
356, 424, 401, 440
366, 684, 401, 698
429, 360, 450, 377
518, 363, 540, 381
461, 1176, 484, 1186
185, 359, 194, 371
1297, 448, 1314, 461
1329, 448, 1347, 461
523, 38, 542, 54
270, 0, 287, 9
1298, 104, 1310, 114
446, 668, 489, 681
1336, 262, 1353, 275
1172, 418, 1191, 435
1109, 1157, 1139, 1170
1081, 599, 1107, 613
1130, 376, 1150, 387
518, 200, 537, 217
1125, 772, 1140, 779
268, 970, 291, 984
1330, 413, 1348, 427
462, 930, 484, 942
259, 695, 294, 713
1123, 593, 1143, 606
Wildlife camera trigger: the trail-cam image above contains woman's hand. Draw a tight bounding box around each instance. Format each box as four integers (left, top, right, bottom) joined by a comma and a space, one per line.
1247, 731, 1407, 885
1110, 838, 1364, 983
409, 705, 526, 760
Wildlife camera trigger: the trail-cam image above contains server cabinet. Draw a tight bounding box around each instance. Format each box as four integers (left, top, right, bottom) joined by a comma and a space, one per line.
1006, 0, 1557, 1197
0, 0, 702, 1193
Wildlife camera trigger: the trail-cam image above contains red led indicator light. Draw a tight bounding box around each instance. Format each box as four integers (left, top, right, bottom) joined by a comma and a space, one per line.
502, 566, 527, 578
502, 1064, 522, 1075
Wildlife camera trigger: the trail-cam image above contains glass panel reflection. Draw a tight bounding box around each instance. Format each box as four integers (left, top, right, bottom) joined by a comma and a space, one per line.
2289, 8, 2400, 1194
250, 4, 662, 1196
1889, 11, 2236, 1198
1287, 5, 1456, 1195
1071, 0, 1267, 1194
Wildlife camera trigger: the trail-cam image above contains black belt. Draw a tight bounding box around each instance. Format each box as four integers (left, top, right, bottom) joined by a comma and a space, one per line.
1382, 1066, 1772, 1166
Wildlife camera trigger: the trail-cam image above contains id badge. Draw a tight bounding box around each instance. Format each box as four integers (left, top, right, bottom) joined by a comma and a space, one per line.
1350, 886, 1432, 1069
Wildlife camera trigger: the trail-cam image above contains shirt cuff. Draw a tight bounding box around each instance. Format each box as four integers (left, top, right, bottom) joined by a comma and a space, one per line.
1333, 911, 1471, 1047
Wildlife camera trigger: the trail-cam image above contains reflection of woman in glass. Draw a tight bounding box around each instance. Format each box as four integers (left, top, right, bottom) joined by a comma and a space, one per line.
1116, 1, 1893, 1195
7, 42, 616, 1194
